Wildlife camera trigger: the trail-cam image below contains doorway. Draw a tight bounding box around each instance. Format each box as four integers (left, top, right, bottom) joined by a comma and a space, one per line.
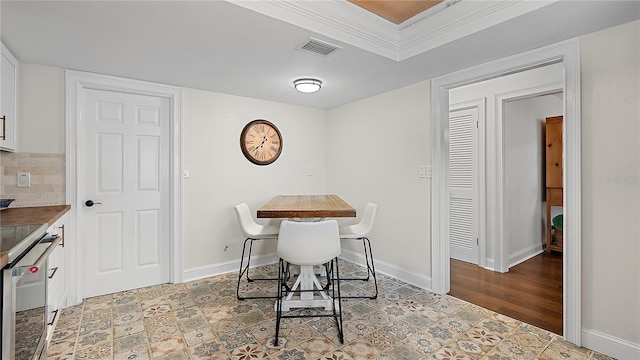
446, 66, 565, 334
66, 70, 183, 304
431, 39, 582, 345
448, 64, 563, 271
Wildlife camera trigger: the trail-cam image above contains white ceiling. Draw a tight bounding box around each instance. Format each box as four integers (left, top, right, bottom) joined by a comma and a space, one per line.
1, 0, 638, 109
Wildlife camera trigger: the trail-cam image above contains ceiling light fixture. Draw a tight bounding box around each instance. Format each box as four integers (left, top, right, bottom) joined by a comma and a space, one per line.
293, 78, 322, 93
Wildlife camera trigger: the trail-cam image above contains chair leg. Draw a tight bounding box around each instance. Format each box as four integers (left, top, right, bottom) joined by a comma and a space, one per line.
363, 237, 378, 299
244, 238, 256, 282
237, 238, 279, 300
339, 237, 378, 299
333, 258, 344, 344
274, 258, 285, 346
236, 237, 252, 300
273, 259, 344, 345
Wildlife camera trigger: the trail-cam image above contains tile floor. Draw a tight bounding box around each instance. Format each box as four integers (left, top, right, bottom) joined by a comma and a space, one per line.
47, 261, 614, 359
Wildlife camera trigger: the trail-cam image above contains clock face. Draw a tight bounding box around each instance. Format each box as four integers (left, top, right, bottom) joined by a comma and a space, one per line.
240, 120, 283, 165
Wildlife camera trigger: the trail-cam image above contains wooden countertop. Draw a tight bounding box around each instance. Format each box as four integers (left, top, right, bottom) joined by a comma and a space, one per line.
0, 205, 71, 268
257, 195, 356, 219
0, 204, 71, 226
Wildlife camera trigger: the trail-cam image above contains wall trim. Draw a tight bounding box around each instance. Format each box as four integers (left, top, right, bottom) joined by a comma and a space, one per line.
229, 0, 552, 61
508, 245, 543, 269
582, 328, 640, 360
183, 253, 278, 283
340, 249, 432, 290
431, 38, 582, 345
185, 249, 433, 291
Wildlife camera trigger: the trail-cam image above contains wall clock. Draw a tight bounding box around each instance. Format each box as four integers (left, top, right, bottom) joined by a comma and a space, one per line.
240, 119, 283, 165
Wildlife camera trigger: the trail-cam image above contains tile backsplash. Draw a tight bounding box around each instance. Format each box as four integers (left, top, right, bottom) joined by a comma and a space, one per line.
0, 152, 66, 208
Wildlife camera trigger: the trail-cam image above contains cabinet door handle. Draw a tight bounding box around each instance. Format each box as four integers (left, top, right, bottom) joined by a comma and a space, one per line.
58, 224, 65, 247
1, 116, 5, 140
49, 266, 58, 279
47, 309, 59, 326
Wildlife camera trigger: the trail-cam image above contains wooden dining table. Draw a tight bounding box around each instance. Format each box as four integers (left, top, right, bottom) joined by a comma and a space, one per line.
257, 194, 355, 311
257, 194, 356, 219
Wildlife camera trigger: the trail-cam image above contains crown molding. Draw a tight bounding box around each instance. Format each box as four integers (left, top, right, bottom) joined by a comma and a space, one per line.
228, 0, 556, 61
228, 0, 400, 59
398, 1, 555, 60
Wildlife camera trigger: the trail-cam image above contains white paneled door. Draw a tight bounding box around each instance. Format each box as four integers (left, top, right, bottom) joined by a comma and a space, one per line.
81, 89, 170, 298
449, 105, 479, 264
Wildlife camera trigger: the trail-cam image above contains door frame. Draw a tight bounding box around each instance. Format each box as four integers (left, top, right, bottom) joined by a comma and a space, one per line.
431, 38, 582, 344
65, 70, 183, 304
495, 83, 563, 272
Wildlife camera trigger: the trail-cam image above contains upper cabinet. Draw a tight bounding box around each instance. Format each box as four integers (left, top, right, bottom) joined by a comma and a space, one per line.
1, 43, 18, 151
545, 116, 563, 188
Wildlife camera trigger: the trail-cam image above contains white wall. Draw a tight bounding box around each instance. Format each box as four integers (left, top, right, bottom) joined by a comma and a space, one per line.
12, 18, 640, 357
17, 63, 65, 154
14, 64, 329, 278
581, 20, 640, 352
504, 94, 563, 266
326, 80, 431, 285
182, 88, 327, 272
449, 64, 563, 268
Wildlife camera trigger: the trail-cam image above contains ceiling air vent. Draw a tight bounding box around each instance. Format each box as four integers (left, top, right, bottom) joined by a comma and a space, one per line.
296, 38, 341, 57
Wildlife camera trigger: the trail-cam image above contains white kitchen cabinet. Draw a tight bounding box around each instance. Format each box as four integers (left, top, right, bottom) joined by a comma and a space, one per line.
1, 43, 18, 151
46, 214, 67, 338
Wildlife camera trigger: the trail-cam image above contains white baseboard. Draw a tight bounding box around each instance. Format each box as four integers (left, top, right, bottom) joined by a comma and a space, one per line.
508, 244, 544, 268
184, 249, 432, 291
339, 248, 432, 291
484, 258, 496, 271
582, 328, 640, 360
183, 253, 278, 283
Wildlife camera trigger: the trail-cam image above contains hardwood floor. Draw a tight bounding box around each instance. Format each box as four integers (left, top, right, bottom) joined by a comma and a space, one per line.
449, 252, 563, 335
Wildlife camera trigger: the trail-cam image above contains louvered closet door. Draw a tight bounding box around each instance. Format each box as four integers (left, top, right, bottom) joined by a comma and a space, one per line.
449, 106, 479, 264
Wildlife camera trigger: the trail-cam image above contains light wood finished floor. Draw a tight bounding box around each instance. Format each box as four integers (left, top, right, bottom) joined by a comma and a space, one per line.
449, 252, 563, 335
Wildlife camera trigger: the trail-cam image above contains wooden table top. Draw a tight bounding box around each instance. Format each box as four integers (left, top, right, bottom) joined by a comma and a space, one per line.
257, 195, 356, 219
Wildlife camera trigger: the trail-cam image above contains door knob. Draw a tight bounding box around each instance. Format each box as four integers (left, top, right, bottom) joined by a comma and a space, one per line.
85, 200, 102, 207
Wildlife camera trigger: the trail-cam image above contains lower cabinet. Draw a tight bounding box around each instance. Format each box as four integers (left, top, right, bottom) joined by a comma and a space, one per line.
47, 215, 67, 339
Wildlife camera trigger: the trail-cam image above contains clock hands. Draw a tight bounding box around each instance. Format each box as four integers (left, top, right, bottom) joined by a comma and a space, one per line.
257, 129, 271, 148
257, 136, 268, 149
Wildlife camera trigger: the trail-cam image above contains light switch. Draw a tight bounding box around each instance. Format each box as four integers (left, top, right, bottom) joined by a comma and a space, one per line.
17, 172, 30, 187
418, 165, 426, 178
306, 166, 313, 176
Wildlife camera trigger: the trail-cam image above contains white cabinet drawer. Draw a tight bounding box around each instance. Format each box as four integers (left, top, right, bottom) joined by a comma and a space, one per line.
46, 215, 67, 334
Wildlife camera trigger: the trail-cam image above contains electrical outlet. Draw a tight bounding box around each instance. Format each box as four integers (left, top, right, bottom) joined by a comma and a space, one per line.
17, 172, 30, 187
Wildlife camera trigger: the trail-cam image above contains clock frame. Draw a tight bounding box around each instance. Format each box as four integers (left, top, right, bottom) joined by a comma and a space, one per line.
240, 119, 283, 165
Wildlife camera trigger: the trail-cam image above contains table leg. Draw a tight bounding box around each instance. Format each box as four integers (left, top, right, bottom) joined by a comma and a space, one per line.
279, 265, 333, 311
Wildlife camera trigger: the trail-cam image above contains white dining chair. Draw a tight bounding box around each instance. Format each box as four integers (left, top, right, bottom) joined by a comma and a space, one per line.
338, 202, 378, 299
234, 203, 279, 300
275, 220, 344, 345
